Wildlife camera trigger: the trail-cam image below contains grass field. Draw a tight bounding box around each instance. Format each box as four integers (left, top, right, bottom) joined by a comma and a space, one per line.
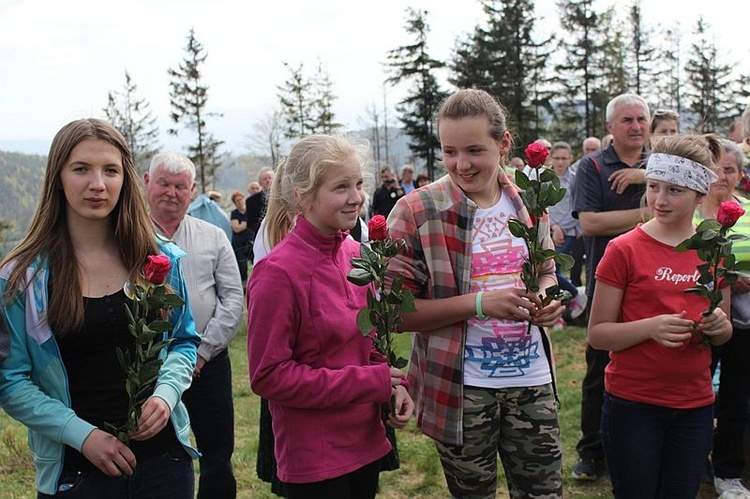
0, 324, 721, 498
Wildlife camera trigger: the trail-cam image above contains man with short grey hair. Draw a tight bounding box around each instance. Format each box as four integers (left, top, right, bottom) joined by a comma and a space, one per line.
570, 93, 651, 482
570, 137, 602, 176
145, 152, 244, 498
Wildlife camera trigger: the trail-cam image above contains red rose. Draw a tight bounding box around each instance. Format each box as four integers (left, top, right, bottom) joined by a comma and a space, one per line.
717, 200, 745, 228
144, 255, 171, 285
525, 142, 549, 168
368, 215, 388, 241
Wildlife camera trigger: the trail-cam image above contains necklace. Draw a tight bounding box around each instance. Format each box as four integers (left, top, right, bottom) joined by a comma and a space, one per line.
478, 188, 501, 209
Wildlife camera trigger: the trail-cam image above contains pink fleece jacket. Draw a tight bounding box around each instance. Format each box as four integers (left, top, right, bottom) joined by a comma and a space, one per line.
247, 216, 393, 484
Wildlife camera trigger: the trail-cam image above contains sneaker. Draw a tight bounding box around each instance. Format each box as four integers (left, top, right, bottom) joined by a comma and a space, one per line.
568, 291, 588, 320
715, 477, 750, 497
571, 458, 598, 481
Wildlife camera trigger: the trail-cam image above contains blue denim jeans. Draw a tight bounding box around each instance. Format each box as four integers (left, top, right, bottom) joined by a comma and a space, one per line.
182, 348, 236, 499
37, 448, 194, 499
554, 235, 578, 296
601, 392, 713, 499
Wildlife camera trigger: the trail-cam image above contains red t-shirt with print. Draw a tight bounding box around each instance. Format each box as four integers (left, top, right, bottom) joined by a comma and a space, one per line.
595, 225, 714, 409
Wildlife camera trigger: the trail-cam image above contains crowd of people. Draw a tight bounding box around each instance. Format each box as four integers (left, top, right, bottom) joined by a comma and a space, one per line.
1, 89, 750, 499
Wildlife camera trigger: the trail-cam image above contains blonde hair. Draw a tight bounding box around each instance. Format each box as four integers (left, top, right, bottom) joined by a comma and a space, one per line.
2, 119, 159, 333
265, 134, 369, 249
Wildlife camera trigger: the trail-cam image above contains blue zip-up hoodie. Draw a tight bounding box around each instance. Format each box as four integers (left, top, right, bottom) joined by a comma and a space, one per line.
0, 240, 200, 494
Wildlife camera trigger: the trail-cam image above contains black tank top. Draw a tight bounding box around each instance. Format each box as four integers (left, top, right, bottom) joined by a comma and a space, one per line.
56, 289, 179, 471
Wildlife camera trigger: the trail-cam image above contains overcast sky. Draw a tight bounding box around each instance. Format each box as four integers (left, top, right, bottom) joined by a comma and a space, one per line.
1, 0, 748, 156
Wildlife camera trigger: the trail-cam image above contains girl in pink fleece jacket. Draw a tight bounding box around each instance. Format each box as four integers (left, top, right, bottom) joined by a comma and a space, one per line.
247, 134, 413, 499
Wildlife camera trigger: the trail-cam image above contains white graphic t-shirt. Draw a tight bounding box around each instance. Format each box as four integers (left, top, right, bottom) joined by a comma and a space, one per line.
463, 194, 552, 388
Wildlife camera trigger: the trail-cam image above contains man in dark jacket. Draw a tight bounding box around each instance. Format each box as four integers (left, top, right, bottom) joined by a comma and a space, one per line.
371, 167, 404, 217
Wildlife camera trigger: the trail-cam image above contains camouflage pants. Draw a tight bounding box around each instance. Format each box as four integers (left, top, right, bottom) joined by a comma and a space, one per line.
434, 384, 562, 499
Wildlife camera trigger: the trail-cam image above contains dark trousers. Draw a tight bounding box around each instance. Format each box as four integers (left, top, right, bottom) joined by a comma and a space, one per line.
712, 326, 750, 479
570, 236, 585, 287
602, 393, 713, 498
555, 235, 579, 297
38, 448, 193, 499
576, 341, 609, 461
232, 243, 251, 286
182, 348, 236, 499
285, 459, 380, 499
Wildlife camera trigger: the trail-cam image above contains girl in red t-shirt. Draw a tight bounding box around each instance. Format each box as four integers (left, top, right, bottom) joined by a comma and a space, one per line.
588, 134, 733, 498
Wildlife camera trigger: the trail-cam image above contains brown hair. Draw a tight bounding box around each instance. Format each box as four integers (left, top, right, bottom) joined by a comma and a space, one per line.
2, 119, 159, 333
649, 109, 680, 134
650, 134, 723, 170
435, 89, 514, 164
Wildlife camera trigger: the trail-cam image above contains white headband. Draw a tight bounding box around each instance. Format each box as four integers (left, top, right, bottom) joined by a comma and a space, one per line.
645, 153, 718, 194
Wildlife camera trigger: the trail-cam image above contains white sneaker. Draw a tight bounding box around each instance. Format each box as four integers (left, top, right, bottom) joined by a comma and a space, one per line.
715, 477, 750, 498
568, 292, 588, 320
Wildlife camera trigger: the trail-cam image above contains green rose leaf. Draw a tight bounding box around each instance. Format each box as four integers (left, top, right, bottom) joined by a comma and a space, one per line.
357, 307, 374, 336
400, 289, 416, 314
554, 253, 575, 271
515, 170, 531, 189
360, 241, 376, 261
549, 188, 566, 205
162, 294, 185, 308
700, 229, 719, 240
674, 239, 692, 252
507, 219, 528, 239
148, 320, 173, 334
539, 168, 557, 183
347, 268, 374, 286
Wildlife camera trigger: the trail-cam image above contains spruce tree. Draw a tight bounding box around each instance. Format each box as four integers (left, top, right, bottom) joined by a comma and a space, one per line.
450, 0, 554, 150
628, 2, 657, 97
683, 18, 739, 133
168, 28, 223, 193
651, 26, 683, 113
104, 71, 160, 172
590, 9, 630, 131
277, 61, 339, 139
554, 0, 604, 140
386, 7, 447, 180
312, 62, 341, 134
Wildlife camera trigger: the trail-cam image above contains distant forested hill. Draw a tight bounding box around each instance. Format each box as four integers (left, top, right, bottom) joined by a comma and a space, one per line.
0, 150, 46, 254
0, 134, 414, 256
0, 150, 267, 256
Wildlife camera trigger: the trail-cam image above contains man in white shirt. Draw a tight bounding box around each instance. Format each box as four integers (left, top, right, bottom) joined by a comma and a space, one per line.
145, 152, 244, 499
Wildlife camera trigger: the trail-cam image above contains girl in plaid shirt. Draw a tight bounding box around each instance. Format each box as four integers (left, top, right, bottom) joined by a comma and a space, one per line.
387, 89, 566, 498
